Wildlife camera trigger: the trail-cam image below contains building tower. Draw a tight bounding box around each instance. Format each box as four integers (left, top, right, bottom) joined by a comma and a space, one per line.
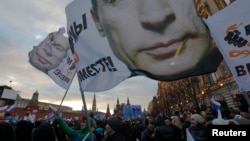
105, 103, 111, 119
127, 97, 130, 105
92, 93, 96, 112
26, 90, 39, 114
29, 90, 39, 106
116, 97, 120, 106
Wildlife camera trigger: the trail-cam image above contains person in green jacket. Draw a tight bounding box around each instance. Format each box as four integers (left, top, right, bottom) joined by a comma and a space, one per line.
55, 116, 96, 141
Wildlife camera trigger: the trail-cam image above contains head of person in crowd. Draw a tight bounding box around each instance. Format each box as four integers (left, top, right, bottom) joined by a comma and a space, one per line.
155, 115, 165, 126
238, 103, 250, 118
147, 122, 155, 132
0, 122, 15, 141
164, 116, 174, 126
80, 116, 95, 130
145, 115, 155, 127
33, 123, 57, 141
52, 120, 68, 141
15, 120, 34, 141
34, 120, 43, 129
105, 116, 123, 136
200, 110, 207, 121
90, 0, 222, 80
190, 114, 204, 126
183, 110, 193, 121
171, 115, 182, 129
29, 27, 70, 73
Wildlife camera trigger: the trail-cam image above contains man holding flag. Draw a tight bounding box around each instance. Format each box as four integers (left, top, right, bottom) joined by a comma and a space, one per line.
55, 115, 97, 141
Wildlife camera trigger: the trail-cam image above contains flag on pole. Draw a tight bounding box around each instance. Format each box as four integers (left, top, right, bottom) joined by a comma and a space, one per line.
211, 97, 221, 111
46, 105, 57, 122
48, 105, 57, 113
6, 104, 16, 116
204, 0, 250, 92
186, 128, 195, 141
64, 0, 223, 92
211, 96, 222, 120
0, 105, 8, 117
28, 27, 76, 89
65, 0, 132, 92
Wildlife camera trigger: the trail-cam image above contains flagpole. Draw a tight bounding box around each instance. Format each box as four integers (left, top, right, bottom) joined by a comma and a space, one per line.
75, 71, 94, 141
80, 87, 94, 141
57, 71, 77, 112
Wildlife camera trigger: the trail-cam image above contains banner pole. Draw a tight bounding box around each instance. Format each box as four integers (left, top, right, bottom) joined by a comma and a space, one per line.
80, 88, 94, 141
57, 71, 77, 112
75, 70, 94, 141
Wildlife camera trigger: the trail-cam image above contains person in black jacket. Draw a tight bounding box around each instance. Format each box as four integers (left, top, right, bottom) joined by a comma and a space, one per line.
104, 116, 126, 141
154, 115, 182, 141
141, 122, 155, 141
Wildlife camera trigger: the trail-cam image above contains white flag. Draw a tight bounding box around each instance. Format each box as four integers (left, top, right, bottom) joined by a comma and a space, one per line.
204, 0, 250, 92
0, 105, 8, 112
28, 27, 76, 89
65, 0, 131, 92
186, 128, 195, 141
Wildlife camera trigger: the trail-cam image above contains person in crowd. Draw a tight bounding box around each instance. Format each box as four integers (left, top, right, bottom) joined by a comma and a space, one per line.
132, 119, 144, 141
55, 116, 97, 141
32, 123, 57, 141
164, 116, 182, 141
53, 119, 71, 141
144, 116, 155, 127
188, 114, 207, 141
141, 122, 155, 141
94, 127, 104, 141
154, 115, 181, 141
171, 111, 182, 130
238, 103, 250, 119
90, 0, 222, 81
104, 116, 126, 141
0, 122, 15, 141
122, 120, 137, 141
15, 120, 34, 141
182, 110, 192, 140
200, 111, 207, 122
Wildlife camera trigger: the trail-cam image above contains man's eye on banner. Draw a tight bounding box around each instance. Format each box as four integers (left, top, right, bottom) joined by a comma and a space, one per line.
89, 0, 223, 81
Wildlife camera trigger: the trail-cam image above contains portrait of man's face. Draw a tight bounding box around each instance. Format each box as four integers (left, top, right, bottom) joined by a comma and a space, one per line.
91, 0, 219, 79
29, 28, 70, 73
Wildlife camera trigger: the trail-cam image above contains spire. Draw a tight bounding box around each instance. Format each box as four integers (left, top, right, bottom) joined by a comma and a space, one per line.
105, 103, 111, 118
116, 97, 120, 105
92, 93, 96, 112
127, 97, 130, 105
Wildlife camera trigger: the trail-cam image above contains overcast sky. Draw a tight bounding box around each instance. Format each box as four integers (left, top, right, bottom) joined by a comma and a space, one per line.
0, 0, 159, 114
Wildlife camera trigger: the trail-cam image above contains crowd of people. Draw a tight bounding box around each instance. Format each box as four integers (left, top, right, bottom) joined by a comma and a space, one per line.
0, 103, 250, 141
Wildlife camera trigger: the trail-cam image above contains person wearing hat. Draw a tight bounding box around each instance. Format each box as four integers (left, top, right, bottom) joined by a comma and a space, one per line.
32, 123, 57, 141
238, 104, 250, 120
104, 116, 126, 141
55, 116, 96, 141
187, 114, 207, 141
